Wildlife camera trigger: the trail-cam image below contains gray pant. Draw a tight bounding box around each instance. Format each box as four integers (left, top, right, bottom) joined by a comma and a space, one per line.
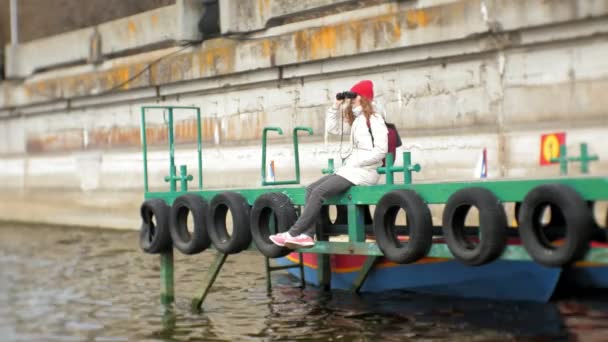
288, 174, 354, 237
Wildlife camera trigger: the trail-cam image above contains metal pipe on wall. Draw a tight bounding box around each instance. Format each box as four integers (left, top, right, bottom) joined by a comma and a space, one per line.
10, 0, 19, 45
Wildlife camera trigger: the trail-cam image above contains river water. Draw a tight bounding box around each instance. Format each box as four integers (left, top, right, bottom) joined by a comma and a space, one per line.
1, 223, 608, 341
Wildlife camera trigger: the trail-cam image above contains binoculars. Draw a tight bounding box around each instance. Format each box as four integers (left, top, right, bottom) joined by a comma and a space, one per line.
336, 91, 358, 100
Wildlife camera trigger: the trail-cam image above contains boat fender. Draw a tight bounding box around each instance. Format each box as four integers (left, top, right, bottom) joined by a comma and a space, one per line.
250, 193, 297, 258
442, 188, 508, 266
519, 184, 594, 267
169, 194, 212, 255
207, 192, 252, 254
139, 199, 173, 254
373, 190, 433, 264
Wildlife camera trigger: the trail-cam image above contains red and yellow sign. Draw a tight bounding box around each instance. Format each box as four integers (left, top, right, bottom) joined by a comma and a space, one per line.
540, 132, 566, 165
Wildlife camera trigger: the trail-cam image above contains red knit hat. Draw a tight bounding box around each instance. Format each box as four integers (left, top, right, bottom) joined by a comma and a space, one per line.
350, 80, 374, 101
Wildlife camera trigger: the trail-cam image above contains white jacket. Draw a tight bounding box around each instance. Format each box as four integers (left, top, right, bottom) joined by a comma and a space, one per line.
325, 104, 388, 185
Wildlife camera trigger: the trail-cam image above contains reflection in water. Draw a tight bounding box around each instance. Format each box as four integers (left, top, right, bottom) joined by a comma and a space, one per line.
0, 223, 607, 341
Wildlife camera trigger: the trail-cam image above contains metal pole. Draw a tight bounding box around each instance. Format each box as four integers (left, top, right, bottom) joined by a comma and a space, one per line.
10, 0, 19, 45
160, 251, 175, 306
168, 108, 176, 192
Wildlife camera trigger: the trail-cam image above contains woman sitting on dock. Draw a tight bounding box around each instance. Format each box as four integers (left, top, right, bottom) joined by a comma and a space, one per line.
269, 80, 389, 249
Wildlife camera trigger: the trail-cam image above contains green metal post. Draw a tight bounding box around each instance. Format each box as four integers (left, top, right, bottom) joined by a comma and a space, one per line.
347, 204, 366, 242
575, 143, 599, 174
265, 257, 272, 293
293, 126, 314, 183
160, 250, 174, 306
551, 145, 569, 176
384, 154, 395, 185
196, 108, 203, 189
179, 165, 193, 192
404, 152, 421, 184
322, 158, 335, 175
192, 251, 227, 311
350, 256, 379, 293
315, 222, 331, 291
298, 252, 306, 289
140, 108, 149, 193
168, 108, 177, 192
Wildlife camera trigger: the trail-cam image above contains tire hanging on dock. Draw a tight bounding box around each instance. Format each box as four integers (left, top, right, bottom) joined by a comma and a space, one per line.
139, 199, 172, 254
169, 194, 212, 255
518, 184, 594, 267
442, 188, 508, 266
207, 192, 252, 254
250, 193, 298, 258
373, 190, 433, 264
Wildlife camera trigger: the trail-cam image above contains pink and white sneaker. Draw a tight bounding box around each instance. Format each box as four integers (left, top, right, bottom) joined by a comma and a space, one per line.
269, 232, 292, 247
285, 234, 315, 249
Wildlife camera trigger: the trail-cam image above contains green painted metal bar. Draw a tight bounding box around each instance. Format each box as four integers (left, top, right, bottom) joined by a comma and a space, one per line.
140, 107, 149, 193
572, 143, 599, 174
377, 152, 421, 185
261, 126, 313, 186
192, 251, 228, 311
552, 145, 569, 176
297, 252, 306, 289
403, 152, 421, 184
350, 256, 379, 293
145, 176, 608, 206
322, 158, 335, 175
265, 257, 272, 292
196, 108, 203, 190
160, 251, 174, 306
316, 223, 331, 290
167, 108, 176, 192
347, 204, 366, 242
293, 126, 314, 183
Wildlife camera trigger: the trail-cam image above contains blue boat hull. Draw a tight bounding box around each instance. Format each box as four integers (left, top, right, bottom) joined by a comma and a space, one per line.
276, 256, 562, 302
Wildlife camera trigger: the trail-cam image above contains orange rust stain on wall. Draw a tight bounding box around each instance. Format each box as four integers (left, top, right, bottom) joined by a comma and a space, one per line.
372, 14, 403, 44
256, 0, 270, 21
309, 27, 337, 59
128, 20, 137, 36
26, 130, 84, 153
198, 43, 236, 77
294, 30, 310, 61
151, 14, 159, 26
406, 9, 430, 29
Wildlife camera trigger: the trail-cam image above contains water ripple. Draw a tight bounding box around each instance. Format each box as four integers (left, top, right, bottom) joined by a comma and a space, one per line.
0, 224, 606, 341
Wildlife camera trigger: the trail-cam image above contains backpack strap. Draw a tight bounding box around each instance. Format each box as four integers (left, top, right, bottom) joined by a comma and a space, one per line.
366, 117, 375, 147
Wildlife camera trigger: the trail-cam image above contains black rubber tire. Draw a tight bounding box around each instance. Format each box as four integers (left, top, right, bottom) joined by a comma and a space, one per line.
169, 194, 212, 255
250, 193, 298, 258
207, 192, 252, 254
373, 190, 433, 264
139, 199, 172, 254
519, 184, 595, 267
442, 188, 508, 266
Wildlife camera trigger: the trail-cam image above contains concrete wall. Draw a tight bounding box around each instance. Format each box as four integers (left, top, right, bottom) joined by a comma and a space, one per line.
4, 0, 202, 78
0, 0, 607, 228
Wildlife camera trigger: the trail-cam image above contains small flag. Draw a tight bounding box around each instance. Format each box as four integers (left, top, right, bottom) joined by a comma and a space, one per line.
268, 160, 276, 182
474, 147, 488, 179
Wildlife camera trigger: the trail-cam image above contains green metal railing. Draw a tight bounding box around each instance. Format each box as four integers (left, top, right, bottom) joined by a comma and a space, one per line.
261, 126, 313, 186
140, 106, 203, 193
